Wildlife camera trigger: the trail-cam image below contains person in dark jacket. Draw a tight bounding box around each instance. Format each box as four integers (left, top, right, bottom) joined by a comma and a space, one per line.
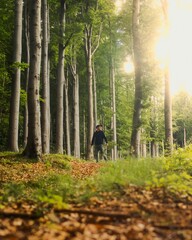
91, 124, 108, 162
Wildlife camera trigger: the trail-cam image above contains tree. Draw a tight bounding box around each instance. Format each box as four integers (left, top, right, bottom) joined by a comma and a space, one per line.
161, 0, 173, 154
8, 0, 23, 152
130, 0, 142, 157
83, 0, 104, 159
23, 0, 30, 148
64, 68, 71, 155
55, 0, 66, 154
70, 47, 80, 158
23, 0, 42, 158
41, 0, 50, 154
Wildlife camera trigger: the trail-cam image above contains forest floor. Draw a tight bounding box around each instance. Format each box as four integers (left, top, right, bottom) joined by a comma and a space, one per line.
0, 153, 192, 240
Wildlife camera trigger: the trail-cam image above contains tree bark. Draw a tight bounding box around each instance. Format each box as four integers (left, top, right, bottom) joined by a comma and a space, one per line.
23, 0, 42, 158
164, 66, 173, 154
64, 70, 71, 155
111, 58, 117, 160
41, 0, 50, 154
93, 60, 98, 127
183, 127, 186, 148
8, 0, 23, 152
23, 0, 29, 148
56, 0, 66, 154
70, 50, 80, 158
84, 26, 94, 159
161, 0, 173, 154
130, 0, 142, 158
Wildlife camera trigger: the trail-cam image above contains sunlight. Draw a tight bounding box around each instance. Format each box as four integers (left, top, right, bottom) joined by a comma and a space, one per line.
124, 57, 134, 74
114, 0, 126, 13
155, 0, 192, 95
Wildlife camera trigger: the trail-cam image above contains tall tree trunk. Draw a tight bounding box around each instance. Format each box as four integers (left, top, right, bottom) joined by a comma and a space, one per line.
83, 1, 102, 159
83, 111, 86, 158
111, 58, 117, 160
130, 0, 142, 158
23, 0, 29, 148
93, 60, 98, 127
23, 0, 42, 158
84, 26, 94, 159
64, 70, 71, 155
161, 0, 173, 154
41, 0, 50, 154
8, 0, 23, 152
164, 66, 173, 154
56, 0, 66, 154
150, 96, 159, 158
70, 50, 80, 158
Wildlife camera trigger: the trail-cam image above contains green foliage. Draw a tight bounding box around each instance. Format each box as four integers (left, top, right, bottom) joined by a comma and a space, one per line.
10, 62, 29, 71
2, 182, 25, 201
148, 146, 192, 194
31, 174, 74, 205
172, 92, 192, 147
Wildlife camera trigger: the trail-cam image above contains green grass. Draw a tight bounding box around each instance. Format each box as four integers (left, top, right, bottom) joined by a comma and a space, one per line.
1, 146, 192, 206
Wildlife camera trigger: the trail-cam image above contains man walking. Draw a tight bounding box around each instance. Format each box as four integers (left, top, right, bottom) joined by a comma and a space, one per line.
91, 124, 108, 162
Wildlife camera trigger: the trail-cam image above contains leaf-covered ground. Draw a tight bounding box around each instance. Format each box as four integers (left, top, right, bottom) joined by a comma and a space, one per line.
0, 154, 192, 240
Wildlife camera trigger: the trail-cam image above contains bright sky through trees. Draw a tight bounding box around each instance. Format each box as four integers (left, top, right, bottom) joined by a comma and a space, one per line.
116, 0, 192, 95
156, 0, 192, 95
124, 56, 134, 74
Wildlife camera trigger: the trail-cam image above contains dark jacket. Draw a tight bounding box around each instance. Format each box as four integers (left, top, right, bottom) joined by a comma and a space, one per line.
91, 130, 107, 146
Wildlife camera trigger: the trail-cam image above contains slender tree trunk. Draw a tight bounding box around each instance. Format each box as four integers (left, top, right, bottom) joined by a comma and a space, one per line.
151, 140, 155, 158
164, 66, 173, 153
73, 73, 80, 158
84, 26, 94, 159
23, 0, 29, 148
83, 111, 86, 158
23, 0, 42, 158
41, 0, 50, 154
141, 142, 147, 158
161, 0, 173, 154
93, 60, 98, 127
183, 127, 186, 148
131, 0, 142, 158
70, 50, 80, 158
155, 143, 159, 157
150, 96, 159, 158
111, 58, 117, 160
56, 0, 66, 154
8, 0, 23, 152
64, 70, 71, 155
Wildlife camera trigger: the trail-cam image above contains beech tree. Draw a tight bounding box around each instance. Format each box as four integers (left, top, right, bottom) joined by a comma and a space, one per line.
130, 0, 142, 157
23, 0, 42, 158
41, 0, 50, 154
161, 0, 173, 154
70, 47, 80, 158
55, 0, 66, 154
8, 0, 23, 152
23, 0, 30, 148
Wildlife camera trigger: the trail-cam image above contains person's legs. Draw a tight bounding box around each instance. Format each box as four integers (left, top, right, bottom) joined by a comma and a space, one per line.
100, 144, 107, 161
94, 145, 99, 162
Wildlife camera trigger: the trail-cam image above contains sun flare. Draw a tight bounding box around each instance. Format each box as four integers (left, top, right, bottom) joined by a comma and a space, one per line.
124, 57, 134, 74
155, 0, 192, 96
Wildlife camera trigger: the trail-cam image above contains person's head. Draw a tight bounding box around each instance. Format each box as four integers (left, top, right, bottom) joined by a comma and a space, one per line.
96, 124, 103, 131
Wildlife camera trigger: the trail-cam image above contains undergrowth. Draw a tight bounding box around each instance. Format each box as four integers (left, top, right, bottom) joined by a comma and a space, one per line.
1, 146, 192, 206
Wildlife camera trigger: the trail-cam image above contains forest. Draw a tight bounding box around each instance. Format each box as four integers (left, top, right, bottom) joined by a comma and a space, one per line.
1, 0, 192, 159
1, 0, 192, 239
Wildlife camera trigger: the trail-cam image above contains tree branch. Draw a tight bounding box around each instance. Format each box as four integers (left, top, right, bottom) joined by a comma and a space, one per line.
91, 22, 102, 57
63, 32, 74, 50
